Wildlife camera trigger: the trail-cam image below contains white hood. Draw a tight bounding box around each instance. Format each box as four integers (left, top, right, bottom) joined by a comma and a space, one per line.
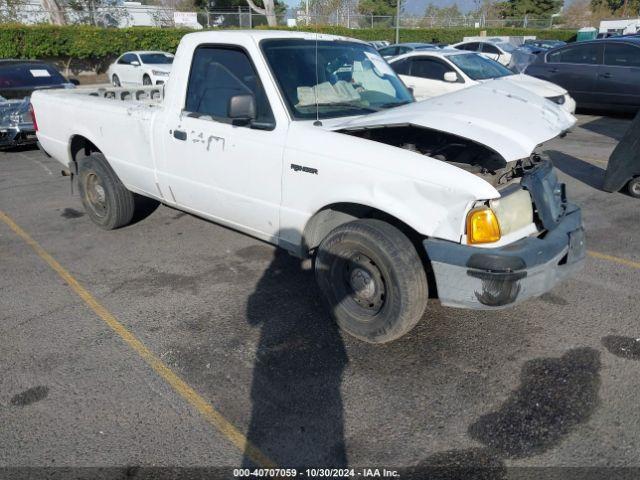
500, 73, 568, 98
332, 79, 576, 162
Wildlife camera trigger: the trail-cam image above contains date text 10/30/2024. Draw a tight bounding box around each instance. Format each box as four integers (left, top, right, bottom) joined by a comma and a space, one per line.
233, 468, 401, 478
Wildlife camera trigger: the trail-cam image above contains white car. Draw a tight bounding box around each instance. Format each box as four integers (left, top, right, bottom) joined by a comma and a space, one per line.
390, 49, 576, 114
107, 51, 174, 87
451, 40, 515, 66
32, 31, 583, 344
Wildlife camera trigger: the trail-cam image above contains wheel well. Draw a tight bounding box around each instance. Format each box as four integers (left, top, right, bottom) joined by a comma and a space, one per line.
303, 203, 436, 295
69, 135, 102, 174
303, 203, 424, 254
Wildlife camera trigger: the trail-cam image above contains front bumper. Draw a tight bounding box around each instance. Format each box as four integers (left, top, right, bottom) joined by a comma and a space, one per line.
424, 205, 585, 309
0, 124, 37, 148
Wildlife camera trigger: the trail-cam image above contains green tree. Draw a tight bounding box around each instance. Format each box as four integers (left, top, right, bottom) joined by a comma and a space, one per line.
506, 0, 561, 16
357, 0, 398, 16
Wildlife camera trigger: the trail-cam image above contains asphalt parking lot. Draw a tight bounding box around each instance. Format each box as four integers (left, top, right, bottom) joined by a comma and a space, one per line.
1, 113, 639, 478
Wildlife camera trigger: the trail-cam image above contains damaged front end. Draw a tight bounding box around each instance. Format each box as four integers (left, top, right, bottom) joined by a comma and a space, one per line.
424, 159, 585, 309
0, 97, 36, 148
342, 124, 536, 188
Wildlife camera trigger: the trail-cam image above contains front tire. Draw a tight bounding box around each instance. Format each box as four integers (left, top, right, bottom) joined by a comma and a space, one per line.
112, 74, 121, 87
627, 177, 640, 198
315, 219, 429, 344
78, 153, 135, 230
143, 75, 152, 86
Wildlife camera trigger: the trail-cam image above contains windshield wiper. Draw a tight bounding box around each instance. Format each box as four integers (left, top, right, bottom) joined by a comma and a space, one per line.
377, 100, 412, 110
313, 102, 378, 113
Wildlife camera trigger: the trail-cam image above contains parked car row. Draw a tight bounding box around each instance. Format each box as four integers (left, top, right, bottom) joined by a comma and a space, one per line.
389, 49, 576, 113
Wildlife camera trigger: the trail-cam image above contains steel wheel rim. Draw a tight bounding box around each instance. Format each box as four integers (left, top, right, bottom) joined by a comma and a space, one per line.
343, 252, 386, 315
84, 172, 108, 218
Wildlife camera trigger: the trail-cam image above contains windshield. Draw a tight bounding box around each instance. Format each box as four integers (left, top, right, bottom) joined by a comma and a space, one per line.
139, 53, 174, 64
261, 39, 413, 120
447, 53, 513, 80
0, 63, 67, 89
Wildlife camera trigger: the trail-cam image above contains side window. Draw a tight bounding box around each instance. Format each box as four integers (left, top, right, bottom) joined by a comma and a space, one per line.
482, 44, 500, 54
459, 43, 480, 52
391, 58, 410, 75
547, 44, 602, 65
379, 47, 397, 57
118, 54, 132, 65
410, 58, 456, 81
604, 43, 640, 67
185, 46, 275, 127
397, 46, 411, 55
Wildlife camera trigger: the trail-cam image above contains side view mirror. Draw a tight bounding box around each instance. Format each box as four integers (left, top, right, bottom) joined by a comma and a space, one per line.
131, 60, 140, 67
68, 78, 80, 86
228, 94, 256, 125
443, 71, 458, 82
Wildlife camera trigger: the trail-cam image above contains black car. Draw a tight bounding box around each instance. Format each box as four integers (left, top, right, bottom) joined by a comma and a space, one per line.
0, 60, 74, 148
524, 38, 640, 112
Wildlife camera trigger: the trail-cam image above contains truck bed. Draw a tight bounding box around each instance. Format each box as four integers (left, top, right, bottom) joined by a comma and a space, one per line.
46, 85, 164, 105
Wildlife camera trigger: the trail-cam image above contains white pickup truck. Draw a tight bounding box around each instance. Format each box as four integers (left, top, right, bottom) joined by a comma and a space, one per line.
32, 30, 585, 343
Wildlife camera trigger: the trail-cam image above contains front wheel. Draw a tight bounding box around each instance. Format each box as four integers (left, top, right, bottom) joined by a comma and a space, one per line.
315, 219, 429, 344
627, 177, 640, 198
112, 74, 121, 87
143, 75, 152, 86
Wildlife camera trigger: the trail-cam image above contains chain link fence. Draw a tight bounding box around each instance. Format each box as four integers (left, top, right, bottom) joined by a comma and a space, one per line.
0, 1, 556, 29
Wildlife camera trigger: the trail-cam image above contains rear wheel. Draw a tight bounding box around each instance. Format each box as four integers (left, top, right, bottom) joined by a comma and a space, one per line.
315, 219, 429, 344
143, 75, 152, 86
78, 153, 137, 230
112, 74, 121, 87
627, 177, 640, 198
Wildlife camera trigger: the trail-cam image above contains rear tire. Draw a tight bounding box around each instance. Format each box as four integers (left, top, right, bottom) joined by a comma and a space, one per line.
627, 177, 640, 198
112, 74, 121, 87
78, 153, 136, 230
315, 219, 429, 344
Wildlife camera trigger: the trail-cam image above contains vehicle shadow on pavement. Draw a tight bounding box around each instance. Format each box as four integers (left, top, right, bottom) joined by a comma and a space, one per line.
242, 246, 349, 468
579, 114, 634, 141
402, 347, 601, 479
546, 150, 606, 191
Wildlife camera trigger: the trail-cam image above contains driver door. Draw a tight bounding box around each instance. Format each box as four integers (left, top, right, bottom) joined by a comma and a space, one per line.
157, 45, 285, 239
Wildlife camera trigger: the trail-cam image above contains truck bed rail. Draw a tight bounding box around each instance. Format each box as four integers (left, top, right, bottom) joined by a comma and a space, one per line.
86, 85, 164, 103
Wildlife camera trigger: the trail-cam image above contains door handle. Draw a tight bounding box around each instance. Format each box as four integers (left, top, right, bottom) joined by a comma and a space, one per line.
599, 72, 612, 79
173, 129, 187, 141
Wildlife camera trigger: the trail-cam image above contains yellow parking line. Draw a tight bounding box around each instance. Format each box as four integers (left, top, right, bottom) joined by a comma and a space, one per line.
0, 209, 274, 469
588, 250, 640, 270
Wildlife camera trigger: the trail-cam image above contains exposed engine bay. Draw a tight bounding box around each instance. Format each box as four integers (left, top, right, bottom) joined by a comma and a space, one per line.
341, 124, 540, 187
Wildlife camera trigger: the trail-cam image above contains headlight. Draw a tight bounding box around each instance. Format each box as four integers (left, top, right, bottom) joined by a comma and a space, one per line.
151, 70, 170, 77
547, 94, 565, 105
466, 207, 501, 244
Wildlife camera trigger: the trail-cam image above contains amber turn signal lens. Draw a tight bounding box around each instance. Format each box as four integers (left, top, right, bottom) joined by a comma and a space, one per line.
466, 207, 501, 244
